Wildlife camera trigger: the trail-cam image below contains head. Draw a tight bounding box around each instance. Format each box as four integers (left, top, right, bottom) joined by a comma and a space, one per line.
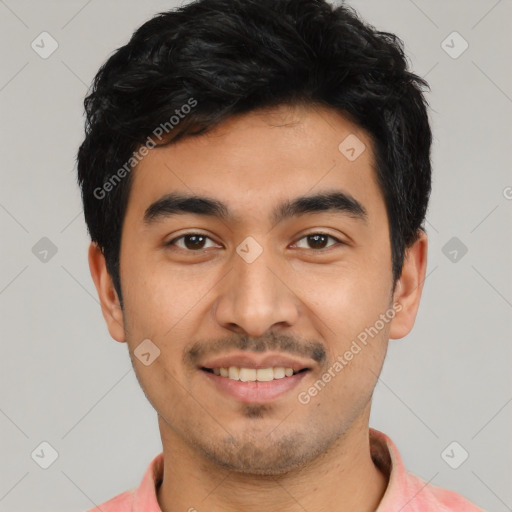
78, 0, 431, 474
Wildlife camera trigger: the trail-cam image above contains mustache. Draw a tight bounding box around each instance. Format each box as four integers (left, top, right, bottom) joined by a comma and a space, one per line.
185, 332, 327, 367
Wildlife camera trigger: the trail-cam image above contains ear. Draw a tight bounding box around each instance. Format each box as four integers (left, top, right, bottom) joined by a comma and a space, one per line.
389, 230, 428, 340
88, 242, 126, 343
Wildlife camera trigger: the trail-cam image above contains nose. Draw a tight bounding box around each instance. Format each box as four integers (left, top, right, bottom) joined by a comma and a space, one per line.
213, 242, 300, 337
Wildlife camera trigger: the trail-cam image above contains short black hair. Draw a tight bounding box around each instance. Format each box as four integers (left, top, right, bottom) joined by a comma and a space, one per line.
77, 0, 432, 303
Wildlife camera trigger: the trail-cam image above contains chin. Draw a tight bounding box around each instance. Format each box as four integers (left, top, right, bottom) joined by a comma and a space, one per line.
195, 431, 327, 476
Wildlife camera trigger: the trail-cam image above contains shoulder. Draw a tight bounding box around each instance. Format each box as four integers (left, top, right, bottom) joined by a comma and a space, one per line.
406, 471, 488, 512
84, 488, 136, 512
369, 428, 488, 512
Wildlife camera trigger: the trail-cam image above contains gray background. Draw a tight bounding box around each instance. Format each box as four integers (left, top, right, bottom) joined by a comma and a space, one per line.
0, 0, 511, 510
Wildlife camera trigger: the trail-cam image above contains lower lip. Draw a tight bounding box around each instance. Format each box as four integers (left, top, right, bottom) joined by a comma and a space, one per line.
200, 369, 309, 404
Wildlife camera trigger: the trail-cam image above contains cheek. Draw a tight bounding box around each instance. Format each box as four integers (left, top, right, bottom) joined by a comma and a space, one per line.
128, 344, 199, 432
121, 251, 180, 325
294, 256, 392, 335
120, 257, 218, 370
293, 254, 392, 388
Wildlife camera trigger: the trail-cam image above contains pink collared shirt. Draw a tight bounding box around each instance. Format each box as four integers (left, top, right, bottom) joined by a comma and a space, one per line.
85, 428, 487, 511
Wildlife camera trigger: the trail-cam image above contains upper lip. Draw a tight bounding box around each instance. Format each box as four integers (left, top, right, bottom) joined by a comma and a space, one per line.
200, 352, 313, 371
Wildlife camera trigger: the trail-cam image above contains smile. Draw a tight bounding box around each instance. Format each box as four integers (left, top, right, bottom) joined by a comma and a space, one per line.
202, 366, 308, 381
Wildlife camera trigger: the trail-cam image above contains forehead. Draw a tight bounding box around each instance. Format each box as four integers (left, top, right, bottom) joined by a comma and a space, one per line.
125, 103, 384, 227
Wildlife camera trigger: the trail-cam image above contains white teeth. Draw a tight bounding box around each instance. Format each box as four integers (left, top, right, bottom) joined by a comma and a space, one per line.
211, 366, 300, 381
273, 367, 285, 379
256, 368, 274, 382
228, 366, 239, 380
239, 368, 256, 382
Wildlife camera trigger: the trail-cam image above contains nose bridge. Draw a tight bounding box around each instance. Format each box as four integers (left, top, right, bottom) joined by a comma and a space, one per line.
236, 241, 277, 302
214, 237, 299, 336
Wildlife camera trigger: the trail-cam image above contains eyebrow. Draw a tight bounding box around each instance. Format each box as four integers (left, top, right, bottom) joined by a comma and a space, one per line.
143, 189, 368, 227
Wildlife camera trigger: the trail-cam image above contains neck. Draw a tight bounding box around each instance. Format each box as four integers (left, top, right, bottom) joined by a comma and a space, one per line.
156, 409, 388, 512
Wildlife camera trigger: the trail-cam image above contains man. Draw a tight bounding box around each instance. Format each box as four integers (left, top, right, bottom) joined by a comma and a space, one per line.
77, 0, 487, 510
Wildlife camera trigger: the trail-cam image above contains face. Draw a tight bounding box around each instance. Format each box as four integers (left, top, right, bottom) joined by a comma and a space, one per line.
90, 103, 427, 475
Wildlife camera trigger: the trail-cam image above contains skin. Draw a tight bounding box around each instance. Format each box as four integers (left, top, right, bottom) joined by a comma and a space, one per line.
89, 103, 428, 512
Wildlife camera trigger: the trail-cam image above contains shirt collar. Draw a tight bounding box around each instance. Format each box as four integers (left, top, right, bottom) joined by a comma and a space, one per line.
131, 450, 164, 511
370, 428, 423, 512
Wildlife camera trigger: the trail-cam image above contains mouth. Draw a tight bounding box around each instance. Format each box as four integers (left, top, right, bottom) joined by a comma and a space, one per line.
198, 355, 313, 403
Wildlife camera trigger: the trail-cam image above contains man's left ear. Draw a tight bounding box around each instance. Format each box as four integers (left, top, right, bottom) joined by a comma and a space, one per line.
389, 230, 428, 340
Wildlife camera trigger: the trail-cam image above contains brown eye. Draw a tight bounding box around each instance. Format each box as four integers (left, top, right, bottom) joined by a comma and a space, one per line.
167, 234, 218, 251
294, 233, 342, 250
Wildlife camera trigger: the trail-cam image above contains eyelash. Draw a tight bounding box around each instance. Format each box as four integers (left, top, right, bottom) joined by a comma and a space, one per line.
166, 232, 345, 252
